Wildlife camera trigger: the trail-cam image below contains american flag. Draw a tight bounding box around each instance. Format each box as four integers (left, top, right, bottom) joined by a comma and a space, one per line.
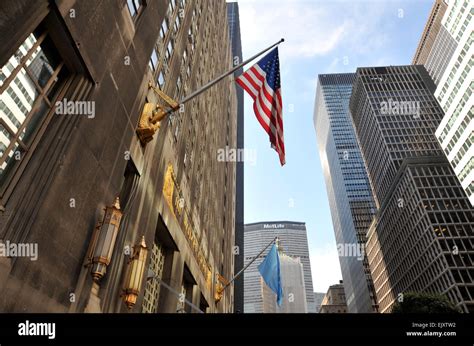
236, 48, 285, 166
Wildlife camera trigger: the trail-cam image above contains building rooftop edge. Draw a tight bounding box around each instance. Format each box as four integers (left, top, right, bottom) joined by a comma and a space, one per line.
244, 221, 306, 226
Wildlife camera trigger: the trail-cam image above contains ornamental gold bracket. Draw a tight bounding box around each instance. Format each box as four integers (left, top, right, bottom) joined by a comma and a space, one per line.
215, 273, 230, 303
136, 81, 180, 144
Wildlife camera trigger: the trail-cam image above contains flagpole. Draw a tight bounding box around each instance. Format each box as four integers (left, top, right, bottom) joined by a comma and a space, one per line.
220, 236, 278, 292
152, 38, 285, 122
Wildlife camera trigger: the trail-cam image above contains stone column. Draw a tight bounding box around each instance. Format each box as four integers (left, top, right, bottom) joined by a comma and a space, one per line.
84, 282, 102, 313
157, 249, 184, 313
191, 285, 201, 313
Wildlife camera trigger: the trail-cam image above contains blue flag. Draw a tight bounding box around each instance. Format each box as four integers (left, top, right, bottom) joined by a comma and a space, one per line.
258, 243, 283, 306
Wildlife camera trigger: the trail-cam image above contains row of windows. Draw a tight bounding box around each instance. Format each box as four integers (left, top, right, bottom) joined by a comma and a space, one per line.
148, 0, 192, 91
438, 28, 472, 102
439, 83, 472, 143
424, 26, 457, 86
1, 29, 67, 189
0, 100, 22, 129
465, 182, 474, 197
443, 99, 473, 155
450, 132, 472, 168
447, 1, 469, 38
454, 7, 473, 43
126, 0, 144, 19
5, 87, 30, 121
364, 78, 430, 95
415, 173, 465, 189
439, 51, 473, 112
445, 0, 461, 28
458, 157, 474, 181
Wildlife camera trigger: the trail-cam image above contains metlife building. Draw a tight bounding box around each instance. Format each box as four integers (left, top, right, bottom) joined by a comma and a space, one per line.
243, 221, 316, 313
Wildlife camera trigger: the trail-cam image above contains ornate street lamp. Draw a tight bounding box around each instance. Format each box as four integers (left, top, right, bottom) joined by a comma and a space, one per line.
89, 197, 123, 282
122, 236, 148, 309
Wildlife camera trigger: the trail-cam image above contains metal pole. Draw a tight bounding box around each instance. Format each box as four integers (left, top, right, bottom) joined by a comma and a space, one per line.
221, 236, 278, 292
161, 38, 285, 118
149, 274, 204, 313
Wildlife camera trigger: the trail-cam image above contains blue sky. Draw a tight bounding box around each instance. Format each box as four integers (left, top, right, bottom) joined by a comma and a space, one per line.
236, 0, 434, 292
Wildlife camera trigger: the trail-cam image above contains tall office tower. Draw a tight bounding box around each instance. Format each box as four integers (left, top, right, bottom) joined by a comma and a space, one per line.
412, 0, 452, 85
319, 281, 347, 313
226, 1, 244, 313
0, 0, 237, 313
414, 0, 473, 205
262, 253, 308, 313
314, 73, 378, 313
434, 0, 473, 206
350, 65, 474, 313
243, 222, 315, 313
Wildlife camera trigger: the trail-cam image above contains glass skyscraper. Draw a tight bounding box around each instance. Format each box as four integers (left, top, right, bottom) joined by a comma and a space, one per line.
313, 73, 378, 313
350, 65, 474, 313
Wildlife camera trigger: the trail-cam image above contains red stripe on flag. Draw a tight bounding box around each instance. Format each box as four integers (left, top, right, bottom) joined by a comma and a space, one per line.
258, 81, 284, 141
236, 77, 257, 100
253, 103, 278, 148
243, 72, 261, 92
236, 62, 286, 166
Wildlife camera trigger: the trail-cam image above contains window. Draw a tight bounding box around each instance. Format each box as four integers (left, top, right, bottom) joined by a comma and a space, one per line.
176, 76, 181, 95
174, 121, 180, 141
149, 48, 158, 71
174, 15, 181, 33
166, 40, 174, 61
126, 0, 145, 19
168, 0, 176, 16
142, 241, 165, 313
0, 27, 69, 189
160, 18, 169, 39
182, 50, 187, 64
157, 71, 165, 89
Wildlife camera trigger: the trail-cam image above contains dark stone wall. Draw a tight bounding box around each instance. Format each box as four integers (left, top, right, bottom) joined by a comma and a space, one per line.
0, 0, 167, 312
0, 0, 237, 313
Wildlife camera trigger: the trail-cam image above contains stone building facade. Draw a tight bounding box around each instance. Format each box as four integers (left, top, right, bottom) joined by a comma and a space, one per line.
0, 0, 237, 313
319, 282, 347, 313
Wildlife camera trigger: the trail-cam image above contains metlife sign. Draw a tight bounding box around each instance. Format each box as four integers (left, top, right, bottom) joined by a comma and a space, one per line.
263, 224, 285, 229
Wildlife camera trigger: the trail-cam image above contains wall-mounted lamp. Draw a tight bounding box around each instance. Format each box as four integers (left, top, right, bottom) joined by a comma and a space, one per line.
122, 236, 148, 309
89, 197, 123, 282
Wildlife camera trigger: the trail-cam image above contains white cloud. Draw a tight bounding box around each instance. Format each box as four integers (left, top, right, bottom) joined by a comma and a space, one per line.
237, 0, 393, 65
309, 243, 343, 293
237, 0, 348, 61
